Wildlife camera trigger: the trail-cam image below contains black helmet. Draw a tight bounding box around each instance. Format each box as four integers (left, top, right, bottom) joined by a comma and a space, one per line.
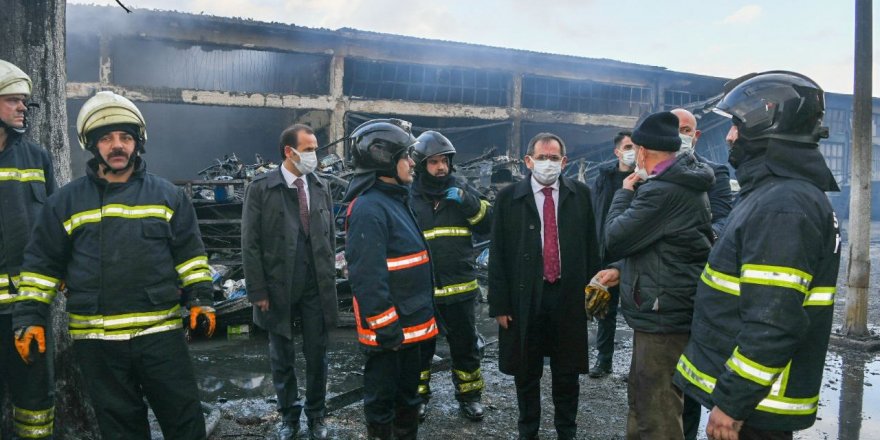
349, 118, 417, 175
412, 131, 456, 167
714, 71, 828, 144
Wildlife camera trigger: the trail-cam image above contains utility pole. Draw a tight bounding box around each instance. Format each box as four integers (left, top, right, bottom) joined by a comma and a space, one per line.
843, 0, 872, 337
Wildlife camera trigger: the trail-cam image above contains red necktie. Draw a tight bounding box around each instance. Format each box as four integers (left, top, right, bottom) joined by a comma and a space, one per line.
294, 178, 310, 235
541, 187, 560, 283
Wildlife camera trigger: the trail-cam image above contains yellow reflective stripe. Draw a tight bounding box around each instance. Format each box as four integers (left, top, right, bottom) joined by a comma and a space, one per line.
13, 406, 54, 439
740, 264, 812, 295
0, 290, 14, 304
19, 272, 59, 290
756, 395, 819, 416
467, 200, 490, 225
725, 347, 783, 387
69, 304, 181, 330
14, 288, 55, 305
701, 265, 740, 296
175, 256, 210, 275
63, 204, 174, 235
804, 286, 835, 306
13, 406, 54, 424
420, 370, 431, 381
453, 368, 482, 382
180, 271, 212, 287
0, 168, 45, 183
769, 361, 792, 397
14, 423, 53, 439
435, 279, 479, 297
423, 227, 472, 240
0, 273, 9, 288
457, 378, 485, 393
676, 354, 717, 394
70, 319, 182, 341
418, 384, 430, 395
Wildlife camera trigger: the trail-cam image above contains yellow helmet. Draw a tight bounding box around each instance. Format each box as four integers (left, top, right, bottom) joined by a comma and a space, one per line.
0, 60, 32, 97
76, 91, 147, 152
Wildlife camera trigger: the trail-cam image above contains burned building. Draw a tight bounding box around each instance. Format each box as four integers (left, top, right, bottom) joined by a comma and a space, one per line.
65, 5, 879, 218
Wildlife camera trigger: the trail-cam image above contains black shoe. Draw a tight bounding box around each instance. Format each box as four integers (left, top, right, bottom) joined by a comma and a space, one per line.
459, 401, 484, 421
308, 417, 328, 440
367, 422, 393, 440
278, 420, 299, 440
417, 402, 428, 422
588, 361, 612, 378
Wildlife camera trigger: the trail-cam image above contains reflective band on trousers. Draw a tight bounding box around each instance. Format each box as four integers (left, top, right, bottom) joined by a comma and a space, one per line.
435, 279, 479, 297
0, 168, 45, 183
175, 255, 212, 287
68, 304, 183, 341
63, 204, 175, 235
423, 227, 471, 240
13, 405, 54, 439
467, 200, 490, 225
676, 354, 819, 416
386, 251, 430, 271
701, 264, 834, 306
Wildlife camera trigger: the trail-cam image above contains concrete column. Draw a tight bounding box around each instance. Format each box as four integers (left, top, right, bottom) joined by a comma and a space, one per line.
328, 54, 346, 156
510, 73, 523, 158
99, 34, 112, 87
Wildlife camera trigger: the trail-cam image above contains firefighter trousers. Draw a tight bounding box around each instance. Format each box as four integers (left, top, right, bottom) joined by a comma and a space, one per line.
0, 313, 54, 440
363, 344, 422, 425
74, 329, 206, 440
417, 297, 482, 403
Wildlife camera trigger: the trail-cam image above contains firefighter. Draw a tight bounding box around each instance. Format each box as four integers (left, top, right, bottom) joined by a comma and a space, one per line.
0, 59, 56, 440
14, 91, 216, 439
343, 118, 439, 440
410, 130, 490, 422
673, 71, 841, 440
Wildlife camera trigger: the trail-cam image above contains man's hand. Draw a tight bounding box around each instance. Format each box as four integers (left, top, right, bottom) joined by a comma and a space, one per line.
595, 268, 620, 287
495, 315, 513, 329
253, 299, 270, 312
14, 326, 46, 364
706, 406, 743, 440
189, 306, 216, 337
445, 187, 463, 203
622, 172, 643, 191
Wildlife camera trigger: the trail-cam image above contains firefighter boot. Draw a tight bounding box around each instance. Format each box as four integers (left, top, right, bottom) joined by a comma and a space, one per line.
459, 400, 485, 421
366, 422, 393, 440
393, 406, 420, 440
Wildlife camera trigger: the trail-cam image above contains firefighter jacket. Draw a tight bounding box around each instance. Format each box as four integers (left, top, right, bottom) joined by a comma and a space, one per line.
410, 175, 491, 305
345, 180, 438, 350
0, 134, 56, 312
13, 158, 213, 340
673, 143, 841, 431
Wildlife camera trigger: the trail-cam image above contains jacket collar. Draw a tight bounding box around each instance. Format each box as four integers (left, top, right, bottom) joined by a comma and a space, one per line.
266, 166, 326, 189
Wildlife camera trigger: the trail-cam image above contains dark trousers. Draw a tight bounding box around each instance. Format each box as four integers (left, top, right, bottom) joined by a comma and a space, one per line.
363, 344, 422, 425
418, 297, 482, 403
626, 331, 689, 440
514, 281, 579, 440
0, 313, 54, 439
74, 329, 206, 440
268, 289, 328, 422
593, 286, 619, 366
682, 393, 702, 440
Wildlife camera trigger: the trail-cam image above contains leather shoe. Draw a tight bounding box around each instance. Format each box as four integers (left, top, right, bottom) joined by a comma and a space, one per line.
588, 361, 612, 378
459, 401, 484, 421
417, 402, 428, 422
308, 417, 328, 439
279, 420, 299, 440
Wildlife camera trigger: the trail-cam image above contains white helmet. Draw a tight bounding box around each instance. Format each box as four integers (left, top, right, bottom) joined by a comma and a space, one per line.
76, 91, 147, 152
0, 60, 32, 97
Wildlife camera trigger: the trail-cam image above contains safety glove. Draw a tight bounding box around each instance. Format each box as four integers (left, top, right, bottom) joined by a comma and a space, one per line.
584, 277, 611, 321
189, 306, 216, 337
14, 326, 46, 364
445, 187, 463, 203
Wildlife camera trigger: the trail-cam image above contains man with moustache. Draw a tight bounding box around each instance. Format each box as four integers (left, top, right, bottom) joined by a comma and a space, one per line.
488, 132, 601, 439
0, 59, 56, 440
242, 123, 337, 439
343, 119, 438, 440
14, 91, 215, 439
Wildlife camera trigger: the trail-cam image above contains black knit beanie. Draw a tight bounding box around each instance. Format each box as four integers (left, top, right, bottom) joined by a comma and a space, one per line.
632, 111, 681, 152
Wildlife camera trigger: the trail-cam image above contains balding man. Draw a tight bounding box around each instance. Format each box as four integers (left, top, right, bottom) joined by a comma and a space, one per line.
671, 108, 734, 240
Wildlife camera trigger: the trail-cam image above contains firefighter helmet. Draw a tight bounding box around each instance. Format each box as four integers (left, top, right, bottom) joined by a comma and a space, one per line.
349, 118, 417, 175
76, 91, 147, 152
412, 130, 456, 167
0, 60, 32, 97
714, 71, 827, 144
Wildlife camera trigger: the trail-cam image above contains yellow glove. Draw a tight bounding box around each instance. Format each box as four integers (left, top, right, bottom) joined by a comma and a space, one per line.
14, 326, 46, 364
584, 278, 611, 320
189, 306, 216, 337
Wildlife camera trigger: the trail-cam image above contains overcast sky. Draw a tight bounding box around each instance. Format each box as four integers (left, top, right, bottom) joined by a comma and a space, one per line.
71, 0, 878, 95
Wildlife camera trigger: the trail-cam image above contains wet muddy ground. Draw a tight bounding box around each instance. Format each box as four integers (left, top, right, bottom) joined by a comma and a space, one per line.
191, 223, 880, 439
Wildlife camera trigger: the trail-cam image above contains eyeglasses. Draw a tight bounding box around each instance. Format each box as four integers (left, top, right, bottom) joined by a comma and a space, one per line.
530, 154, 564, 162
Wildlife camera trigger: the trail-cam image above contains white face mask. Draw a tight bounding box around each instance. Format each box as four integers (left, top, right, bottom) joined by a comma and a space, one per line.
291, 149, 318, 175
678, 134, 695, 156
530, 159, 562, 185
633, 150, 649, 180
621, 149, 636, 167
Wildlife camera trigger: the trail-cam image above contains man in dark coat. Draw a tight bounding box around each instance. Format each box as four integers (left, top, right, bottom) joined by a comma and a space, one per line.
587, 130, 633, 378
488, 132, 601, 440
603, 111, 714, 439
242, 124, 338, 440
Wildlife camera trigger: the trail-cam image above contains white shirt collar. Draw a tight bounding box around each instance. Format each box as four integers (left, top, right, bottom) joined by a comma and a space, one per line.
530, 175, 560, 194
280, 163, 307, 189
